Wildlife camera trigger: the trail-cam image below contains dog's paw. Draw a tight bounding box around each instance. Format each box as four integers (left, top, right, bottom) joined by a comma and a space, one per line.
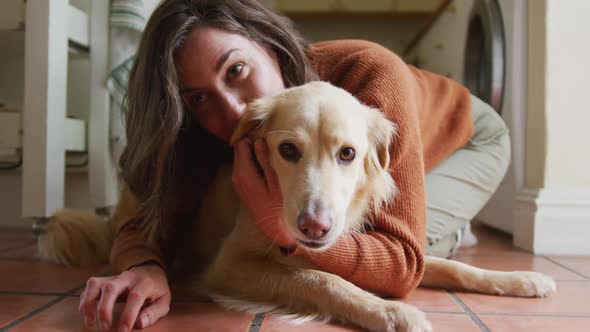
389, 302, 432, 332
493, 271, 557, 297
371, 301, 432, 332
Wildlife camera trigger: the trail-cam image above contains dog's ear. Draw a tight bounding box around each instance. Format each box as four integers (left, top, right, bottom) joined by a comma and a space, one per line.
230, 97, 275, 145
365, 108, 398, 210
366, 108, 396, 173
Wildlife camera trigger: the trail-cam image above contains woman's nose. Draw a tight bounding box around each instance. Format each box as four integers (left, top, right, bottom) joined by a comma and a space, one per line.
219, 93, 246, 120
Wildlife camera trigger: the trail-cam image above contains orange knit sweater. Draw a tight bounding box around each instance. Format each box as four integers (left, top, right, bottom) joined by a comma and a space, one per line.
110, 40, 474, 297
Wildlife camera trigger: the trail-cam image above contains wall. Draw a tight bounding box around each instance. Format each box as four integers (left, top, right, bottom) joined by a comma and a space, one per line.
525, 0, 590, 191
294, 18, 423, 54
543, 0, 590, 188
514, 0, 590, 255
260, 0, 425, 53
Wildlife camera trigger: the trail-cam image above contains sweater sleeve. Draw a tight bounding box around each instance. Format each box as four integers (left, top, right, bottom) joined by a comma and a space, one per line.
109, 185, 165, 274
289, 40, 470, 297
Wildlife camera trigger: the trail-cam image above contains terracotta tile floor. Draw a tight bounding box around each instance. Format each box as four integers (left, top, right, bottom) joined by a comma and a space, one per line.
1, 224, 589, 331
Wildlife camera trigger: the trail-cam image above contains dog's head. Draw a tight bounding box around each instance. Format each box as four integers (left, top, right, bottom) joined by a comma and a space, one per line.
231, 82, 397, 251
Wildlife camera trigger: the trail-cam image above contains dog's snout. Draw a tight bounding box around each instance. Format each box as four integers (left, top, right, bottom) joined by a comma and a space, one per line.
297, 212, 332, 239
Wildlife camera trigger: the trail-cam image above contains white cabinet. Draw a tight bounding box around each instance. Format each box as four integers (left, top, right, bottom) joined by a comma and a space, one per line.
0, 0, 113, 220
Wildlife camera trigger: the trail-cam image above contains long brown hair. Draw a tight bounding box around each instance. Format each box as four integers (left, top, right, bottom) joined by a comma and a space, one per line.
119, 0, 318, 245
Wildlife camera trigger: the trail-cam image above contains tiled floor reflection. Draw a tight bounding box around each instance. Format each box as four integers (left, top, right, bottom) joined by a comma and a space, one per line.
1, 223, 589, 331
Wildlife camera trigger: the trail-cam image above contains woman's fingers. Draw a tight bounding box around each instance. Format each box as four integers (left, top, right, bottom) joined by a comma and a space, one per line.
117, 286, 147, 332
136, 294, 171, 329
237, 139, 256, 175
78, 265, 171, 331
79, 276, 112, 328
254, 139, 280, 192
95, 274, 133, 330
233, 139, 265, 194
231, 140, 244, 189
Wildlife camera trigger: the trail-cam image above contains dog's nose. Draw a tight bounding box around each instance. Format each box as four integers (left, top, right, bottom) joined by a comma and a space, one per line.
297, 212, 331, 239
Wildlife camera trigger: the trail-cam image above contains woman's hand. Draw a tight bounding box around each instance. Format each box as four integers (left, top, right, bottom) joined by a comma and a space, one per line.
232, 139, 296, 248
79, 264, 171, 332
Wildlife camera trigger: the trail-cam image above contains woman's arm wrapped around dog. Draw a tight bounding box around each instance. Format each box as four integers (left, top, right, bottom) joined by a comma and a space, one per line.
282, 40, 474, 298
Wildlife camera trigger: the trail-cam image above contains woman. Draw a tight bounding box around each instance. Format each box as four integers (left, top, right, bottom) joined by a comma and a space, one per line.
79, 0, 510, 331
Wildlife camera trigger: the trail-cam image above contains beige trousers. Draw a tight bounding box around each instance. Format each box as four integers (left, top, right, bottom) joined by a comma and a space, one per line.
425, 95, 511, 258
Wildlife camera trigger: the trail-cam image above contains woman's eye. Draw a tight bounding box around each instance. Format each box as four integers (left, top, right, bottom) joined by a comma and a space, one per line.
189, 94, 206, 107
339, 147, 355, 163
227, 63, 246, 79
279, 143, 301, 162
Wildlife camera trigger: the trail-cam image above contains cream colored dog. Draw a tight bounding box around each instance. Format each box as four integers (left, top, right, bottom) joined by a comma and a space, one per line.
39, 82, 556, 332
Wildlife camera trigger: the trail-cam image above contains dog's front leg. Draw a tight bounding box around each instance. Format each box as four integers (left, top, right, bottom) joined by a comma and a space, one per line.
205, 256, 431, 332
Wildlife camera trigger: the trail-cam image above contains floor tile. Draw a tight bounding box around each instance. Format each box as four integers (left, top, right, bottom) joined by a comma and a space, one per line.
426, 313, 480, 332
147, 302, 254, 332
0, 229, 36, 252
453, 254, 586, 281
480, 314, 590, 332
1, 221, 588, 331
0, 244, 38, 260
456, 223, 523, 256
260, 315, 358, 332
6, 297, 84, 332
0, 228, 34, 240
456, 281, 590, 316
0, 260, 108, 293
547, 256, 590, 279
8, 297, 255, 332
0, 294, 55, 328
0, 238, 36, 252
402, 288, 463, 313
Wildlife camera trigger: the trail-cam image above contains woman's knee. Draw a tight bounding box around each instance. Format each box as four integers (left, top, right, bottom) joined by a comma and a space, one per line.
469, 95, 511, 177
470, 96, 510, 144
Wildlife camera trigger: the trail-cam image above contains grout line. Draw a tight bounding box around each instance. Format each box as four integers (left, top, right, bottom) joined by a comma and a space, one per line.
248, 313, 265, 332
448, 291, 491, 332
0, 283, 86, 331
0, 296, 68, 332
423, 310, 468, 315
476, 312, 590, 319
543, 257, 590, 280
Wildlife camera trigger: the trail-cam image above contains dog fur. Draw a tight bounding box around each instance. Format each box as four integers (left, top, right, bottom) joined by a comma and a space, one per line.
38, 82, 556, 332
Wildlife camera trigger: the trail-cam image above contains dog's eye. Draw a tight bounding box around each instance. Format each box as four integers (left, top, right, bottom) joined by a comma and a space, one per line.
279, 143, 301, 162
339, 147, 355, 162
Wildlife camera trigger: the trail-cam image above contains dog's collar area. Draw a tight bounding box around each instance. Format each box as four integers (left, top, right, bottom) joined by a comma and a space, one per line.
279, 246, 297, 256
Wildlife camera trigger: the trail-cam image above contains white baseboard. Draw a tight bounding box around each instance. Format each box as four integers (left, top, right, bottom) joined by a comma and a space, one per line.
514, 188, 590, 255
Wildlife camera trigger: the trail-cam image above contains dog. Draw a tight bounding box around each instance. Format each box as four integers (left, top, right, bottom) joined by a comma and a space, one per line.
38, 82, 556, 332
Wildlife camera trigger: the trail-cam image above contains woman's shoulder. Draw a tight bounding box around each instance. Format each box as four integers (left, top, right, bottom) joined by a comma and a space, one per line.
306, 40, 408, 87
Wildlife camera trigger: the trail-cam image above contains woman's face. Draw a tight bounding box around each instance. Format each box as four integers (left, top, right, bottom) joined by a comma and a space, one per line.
176, 26, 286, 143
